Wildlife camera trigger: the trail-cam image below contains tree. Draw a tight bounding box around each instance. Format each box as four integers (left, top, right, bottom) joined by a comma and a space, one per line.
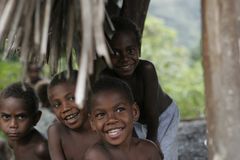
142, 16, 204, 119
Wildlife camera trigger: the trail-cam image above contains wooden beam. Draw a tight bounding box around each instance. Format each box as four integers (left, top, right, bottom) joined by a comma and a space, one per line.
121, 0, 150, 34
202, 0, 240, 159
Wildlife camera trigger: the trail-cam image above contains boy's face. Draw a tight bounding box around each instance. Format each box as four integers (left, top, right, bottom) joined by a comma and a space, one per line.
48, 82, 86, 130
27, 65, 41, 84
0, 97, 37, 142
90, 89, 139, 146
110, 31, 140, 78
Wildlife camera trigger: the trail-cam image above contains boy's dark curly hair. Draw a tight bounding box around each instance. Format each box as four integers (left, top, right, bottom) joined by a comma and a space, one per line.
111, 17, 141, 47
48, 70, 78, 89
90, 76, 135, 110
0, 82, 39, 114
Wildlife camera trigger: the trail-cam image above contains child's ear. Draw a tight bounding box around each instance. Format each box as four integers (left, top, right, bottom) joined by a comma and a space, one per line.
33, 111, 42, 126
88, 113, 97, 131
132, 103, 140, 122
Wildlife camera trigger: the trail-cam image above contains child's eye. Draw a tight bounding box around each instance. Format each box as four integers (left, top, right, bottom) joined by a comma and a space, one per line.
1, 114, 10, 120
17, 114, 28, 120
127, 48, 136, 55
111, 50, 120, 57
68, 96, 75, 101
115, 106, 126, 113
95, 112, 106, 120
52, 102, 61, 108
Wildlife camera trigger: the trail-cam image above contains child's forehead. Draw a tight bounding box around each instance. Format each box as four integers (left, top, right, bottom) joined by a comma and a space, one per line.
95, 87, 120, 94
93, 89, 129, 103
0, 97, 30, 112
48, 82, 76, 96
28, 64, 40, 71
111, 31, 139, 47
50, 82, 75, 90
113, 30, 136, 40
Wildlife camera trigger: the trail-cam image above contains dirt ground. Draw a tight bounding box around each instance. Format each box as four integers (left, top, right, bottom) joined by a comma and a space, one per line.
178, 119, 208, 160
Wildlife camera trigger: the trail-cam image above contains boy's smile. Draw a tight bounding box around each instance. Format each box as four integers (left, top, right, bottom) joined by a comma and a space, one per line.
90, 89, 139, 146
48, 82, 86, 130
0, 97, 35, 142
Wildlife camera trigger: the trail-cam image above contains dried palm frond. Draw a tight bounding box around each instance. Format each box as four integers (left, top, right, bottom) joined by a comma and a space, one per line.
0, 0, 110, 109
0, 0, 151, 109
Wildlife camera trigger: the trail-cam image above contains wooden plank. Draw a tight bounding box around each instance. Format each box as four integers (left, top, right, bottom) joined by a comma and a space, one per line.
202, 0, 240, 159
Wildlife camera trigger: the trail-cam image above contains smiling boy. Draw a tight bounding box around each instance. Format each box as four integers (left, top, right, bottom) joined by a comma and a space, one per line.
0, 82, 50, 160
47, 70, 99, 160
84, 77, 163, 160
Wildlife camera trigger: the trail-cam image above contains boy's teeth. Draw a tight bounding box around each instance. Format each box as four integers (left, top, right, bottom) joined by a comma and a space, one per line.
121, 65, 129, 69
65, 113, 78, 120
108, 128, 121, 136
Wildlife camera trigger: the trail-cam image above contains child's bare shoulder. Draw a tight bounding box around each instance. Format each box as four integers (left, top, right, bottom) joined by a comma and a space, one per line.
34, 140, 50, 159
133, 138, 163, 159
84, 143, 111, 160
134, 138, 157, 149
138, 60, 155, 70
48, 121, 66, 134
31, 129, 50, 159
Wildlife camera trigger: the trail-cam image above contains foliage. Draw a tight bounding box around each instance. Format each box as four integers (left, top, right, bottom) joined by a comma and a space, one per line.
0, 60, 22, 90
141, 16, 205, 119
148, 0, 201, 49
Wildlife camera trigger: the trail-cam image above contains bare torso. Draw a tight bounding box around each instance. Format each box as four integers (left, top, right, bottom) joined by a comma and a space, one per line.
10, 129, 50, 160
48, 122, 99, 160
84, 137, 163, 160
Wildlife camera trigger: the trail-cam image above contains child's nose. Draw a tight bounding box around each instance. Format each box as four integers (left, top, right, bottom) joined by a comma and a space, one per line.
106, 113, 118, 125
120, 52, 129, 61
61, 102, 71, 113
9, 119, 18, 129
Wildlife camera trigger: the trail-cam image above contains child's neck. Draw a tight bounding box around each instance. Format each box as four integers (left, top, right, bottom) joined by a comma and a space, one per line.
104, 136, 133, 153
72, 119, 91, 132
8, 128, 35, 148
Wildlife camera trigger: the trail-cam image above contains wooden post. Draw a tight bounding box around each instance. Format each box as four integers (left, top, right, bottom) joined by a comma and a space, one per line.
121, 0, 150, 34
202, 0, 240, 159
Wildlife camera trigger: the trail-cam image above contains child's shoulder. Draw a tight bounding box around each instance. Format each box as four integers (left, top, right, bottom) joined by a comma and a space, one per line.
137, 60, 156, 72
132, 138, 163, 159
84, 142, 111, 160
47, 121, 68, 136
34, 139, 50, 159
133, 137, 158, 149
135, 60, 158, 80
30, 129, 50, 159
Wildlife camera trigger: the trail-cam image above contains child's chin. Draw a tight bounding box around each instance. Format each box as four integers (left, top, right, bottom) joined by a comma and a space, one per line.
8, 135, 21, 141
105, 140, 123, 146
104, 136, 125, 146
65, 121, 83, 130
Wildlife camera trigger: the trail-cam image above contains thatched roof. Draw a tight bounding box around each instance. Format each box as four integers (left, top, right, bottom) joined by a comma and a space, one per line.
0, 0, 150, 108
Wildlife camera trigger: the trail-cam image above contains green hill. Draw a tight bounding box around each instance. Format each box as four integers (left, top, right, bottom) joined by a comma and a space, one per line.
148, 0, 201, 49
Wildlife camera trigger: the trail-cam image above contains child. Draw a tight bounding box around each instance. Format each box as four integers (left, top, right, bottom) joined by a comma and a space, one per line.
0, 82, 51, 160
47, 70, 99, 160
101, 17, 180, 160
35, 80, 55, 138
26, 62, 43, 87
84, 77, 163, 160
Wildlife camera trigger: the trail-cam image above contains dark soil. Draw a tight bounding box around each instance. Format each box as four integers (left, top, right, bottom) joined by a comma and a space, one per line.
178, 119, 208, 160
